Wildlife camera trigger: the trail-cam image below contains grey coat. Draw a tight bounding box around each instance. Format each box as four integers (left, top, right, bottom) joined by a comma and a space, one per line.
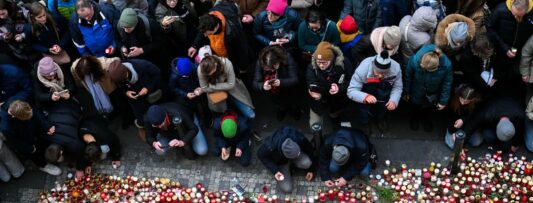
520, 34, 533, 83
399, 6, 437, 64
339, 0, 381, 34
197, 56, 254, 113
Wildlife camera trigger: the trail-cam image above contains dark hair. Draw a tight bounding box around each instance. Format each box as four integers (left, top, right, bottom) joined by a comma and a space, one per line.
198, 14, 220, 33
457, 0, 486, 17
75, 55, 105, 83
84, 142, 101, 162
471, 33, 493, 55
44, 144, 62, 163
0, 0, 16, 19
200, 55, 225, 85
258, 46, 288, 70
305, 7, 325, 25
450, 84, 481, 114
75, 0, 93, 11
28, 2, 59, 39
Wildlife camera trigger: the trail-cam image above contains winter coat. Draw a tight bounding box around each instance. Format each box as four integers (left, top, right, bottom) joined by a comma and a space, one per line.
404, 44, 453, 105
297, 19, 340, 53
253, 7, 301, 47
69, 1, 120, 56
413, 0, 447, 20
113, 0, 149, 15
31, 66, 76, 110
0, 64, 32, 110
457, 0, 490, 35
79, 116, 121, 161
399, 6, 437, 63
0, 109, 52, 155
116, 16, 165, 59
520, 34, 533, 82
0, 7, 39, 62
252, 51, 299, 93
117, 59, 161, 94
155, 0, 197, 43
70, 57, 120, 94
446, 95, 478, 134
464, 97, 524, 146
197, 56, 254, 113
213, 113, 251, 150
435, 14, 476, 57
48, 0, 76, 21
257, 126, 316, 174
23, 15, 71, 55
347, 56, 403, 105
234, 0, 268, 16
143, 102, 198, 146
319, 127, 370, 181
486, 0, 533, 57
339, 0, 381, 34
169, 57, 200, 99
459, 45, 493, 94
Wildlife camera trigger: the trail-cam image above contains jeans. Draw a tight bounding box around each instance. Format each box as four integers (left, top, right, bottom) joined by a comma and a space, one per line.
380, 0, 412, 26
444, 129, 484, 149
277, 152, 312, 193
154, 118, 208, 157
0, 140, 24, 182
228, 95, 255, 122
482, 128, 512, 151
329, 161, 372, 178
524, 119, 533, 152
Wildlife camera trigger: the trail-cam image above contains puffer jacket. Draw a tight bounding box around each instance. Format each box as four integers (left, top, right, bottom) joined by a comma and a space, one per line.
404, 44, 453, 105
253, 7, 301, 47
399, 6, 437, 63
520, 34, 533, 82
155, 0, 197, 43
339, 0, 381, 34
435, 14, 476, 56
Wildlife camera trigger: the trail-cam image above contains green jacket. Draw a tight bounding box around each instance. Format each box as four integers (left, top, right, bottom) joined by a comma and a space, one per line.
297, 19, 340, 53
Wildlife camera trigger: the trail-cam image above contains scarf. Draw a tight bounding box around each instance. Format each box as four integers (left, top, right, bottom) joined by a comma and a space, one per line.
37, 66, 65, 93
122, 62, 139, 84
85, 74, 113, 114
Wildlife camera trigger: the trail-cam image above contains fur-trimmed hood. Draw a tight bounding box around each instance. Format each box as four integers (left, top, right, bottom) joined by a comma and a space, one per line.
311, 45, 345, 70
435, 14, 476, 49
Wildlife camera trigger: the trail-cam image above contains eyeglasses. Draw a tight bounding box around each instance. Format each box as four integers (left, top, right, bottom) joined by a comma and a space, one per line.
316, 60, 331, 66
166, 0, 177, 2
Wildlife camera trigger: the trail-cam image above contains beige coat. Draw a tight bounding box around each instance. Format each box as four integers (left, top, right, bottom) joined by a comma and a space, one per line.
70, 57, 120, 94
197, 56, 254, 113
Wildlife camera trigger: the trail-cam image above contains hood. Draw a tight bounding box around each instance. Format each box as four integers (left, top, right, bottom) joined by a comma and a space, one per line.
370, 27, 400, 56
331, 127, 356, 148
435, 14, 475, 49
311, 45, 345, 70
410, 6, 438, 32
506, 0, 533, 21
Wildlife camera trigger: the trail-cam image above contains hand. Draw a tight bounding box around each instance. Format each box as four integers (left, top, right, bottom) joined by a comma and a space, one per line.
277, 38, 289, 44
221, 148, 230, 160
186, 92, 197, 99
84, 166, 92, 175
272, 79, 281, 87
305, 172, 313, 181
176, 140, 185, 147
324, 180, 335, 187
269, 41, 283, 46
274, 172, 285, 181
335, 177, 347, 187
454, 119, 463, 129
169, 139, 180, 147
436, 103, 446, 110
126, 91, 138, 99
194, 87, 203, 96
235, 148, 242, 157
263, 81, 272, 91
14, 34, 23, 42
489, 79, 497, 87
3, 32, 12, 41
308, 90, 322, 100
161, 16, 176, 27
364, 95, 377, 104
137, 87, 149, 97
106, 45, 115, 55
53, 45, 62, 53
523, 75, 530, 83
241, 14, 253, 24
121, 47, 129, 57
51, 93, 61, 101
128, 47, 144, 57
112, 160, 121, 169
60, 92, 70, 100
152, 141, 163, 152
47, 126, 56, 135
188, 47, 197, 58
385, 101, 397, 110
506, 50, 516, 58
75, 170, 85, 181
329, 83, 339, 95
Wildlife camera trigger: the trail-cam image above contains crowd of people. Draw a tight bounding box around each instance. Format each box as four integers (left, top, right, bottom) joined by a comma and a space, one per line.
0, 0, 532, 194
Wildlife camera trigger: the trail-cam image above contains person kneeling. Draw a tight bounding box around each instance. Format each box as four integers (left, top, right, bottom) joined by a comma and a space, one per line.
212, 111, 252, 167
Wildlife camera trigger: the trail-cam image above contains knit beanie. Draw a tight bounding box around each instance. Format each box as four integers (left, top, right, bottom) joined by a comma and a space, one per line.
448, 22, 468, 45
221, 118, 237, 138
119, 8, 139, 28
383, 26, 401, 47
108, 60, 128, 82
38, 57, 59, 76
339, 15, 358, 34
281, 138, 301, 159
313, 42, 334, 61
266, 0, 287, 16
373, 51, 391, 73
146, 105, 167, 126
332, 145, 350, 166
175, 58, 194, 76
496, 118, 515, 141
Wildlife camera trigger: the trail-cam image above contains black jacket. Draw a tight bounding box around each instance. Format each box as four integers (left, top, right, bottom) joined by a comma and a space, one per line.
319, 127, 370, 181
119, 59, 161, 94
257, 126, 316, 174
459, 45, 493, 94
143, 102, 198, 146
0, 109, 52, 155
117, 16, 165, 59
31, 66, 76, 110
79, 116, 121, 161
252, 51, 298, 93
214, 113, 251, 150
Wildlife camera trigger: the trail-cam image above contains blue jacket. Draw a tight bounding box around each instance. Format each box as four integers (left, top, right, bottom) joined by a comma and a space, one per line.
0, 64, 31, 110
69, 2, 119, 56
168, 57, 199, 99
404, 44, 453, 105
24, 15, 71, 55
253, 8, 301, 47
319, 127, 370, 181
339, 0, 382, 34
257, 126, 316, 174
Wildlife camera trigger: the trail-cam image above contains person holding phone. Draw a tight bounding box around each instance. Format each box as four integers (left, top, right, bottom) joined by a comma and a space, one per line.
32, 57, 76, 109
155, 0, 197, 55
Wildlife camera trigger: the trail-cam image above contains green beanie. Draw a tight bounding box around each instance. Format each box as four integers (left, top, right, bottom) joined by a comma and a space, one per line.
221, 118, 237, 138
119, 8, 138, 28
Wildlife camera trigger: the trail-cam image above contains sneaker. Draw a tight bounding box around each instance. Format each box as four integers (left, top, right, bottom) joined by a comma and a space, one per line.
40, 164, 62, 176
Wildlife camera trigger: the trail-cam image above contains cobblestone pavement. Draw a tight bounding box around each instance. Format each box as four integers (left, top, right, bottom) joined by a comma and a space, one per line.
1, 97, 533, 202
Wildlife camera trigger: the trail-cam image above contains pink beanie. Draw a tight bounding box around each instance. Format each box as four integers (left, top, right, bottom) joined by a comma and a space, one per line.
38, 57, 59, 76
266, 0, 288, 16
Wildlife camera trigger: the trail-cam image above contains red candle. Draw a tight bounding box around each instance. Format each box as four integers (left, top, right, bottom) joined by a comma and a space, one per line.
337, 191, 344, 200
525, 164, 533, 175
328, 190, 334, 201
319, 193, 326, 202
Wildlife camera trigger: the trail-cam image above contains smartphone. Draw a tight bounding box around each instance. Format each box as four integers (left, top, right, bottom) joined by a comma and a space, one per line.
268, 79, 275, 85
57, 89, 69, 95
309, 84, 322, 93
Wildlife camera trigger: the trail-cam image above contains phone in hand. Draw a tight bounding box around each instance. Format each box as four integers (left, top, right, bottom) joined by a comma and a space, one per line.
268, 79, 275, 85
309, 84, 322, 93
57, 89, 69, 95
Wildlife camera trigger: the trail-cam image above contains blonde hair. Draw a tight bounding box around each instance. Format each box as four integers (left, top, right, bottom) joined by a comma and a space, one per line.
8, 100, 33, 120
420, 48, 443, 71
